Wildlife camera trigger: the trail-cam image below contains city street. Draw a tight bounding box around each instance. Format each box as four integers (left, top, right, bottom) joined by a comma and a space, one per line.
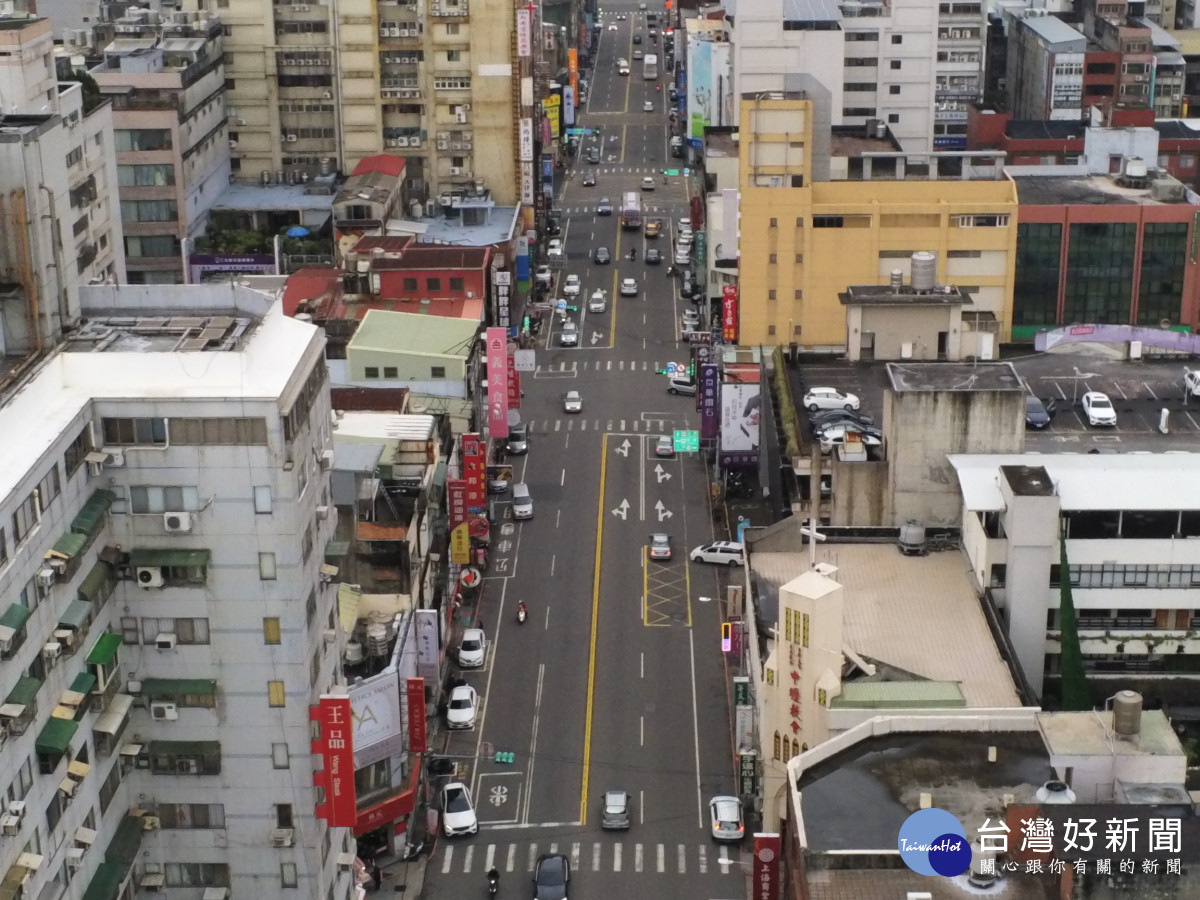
424, 4, 748, 898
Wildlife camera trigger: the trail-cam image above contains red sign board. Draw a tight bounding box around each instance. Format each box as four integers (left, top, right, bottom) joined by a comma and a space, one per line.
447, 478, 468, 530
462, 433, 486, 511
722, 286, 739, 343
354, 759, 420, 835
506, 354, 521, 409
311, 696, 357, 827
753, 833, 781, 900
486, 328, 509, 439
406, 677, 427, 754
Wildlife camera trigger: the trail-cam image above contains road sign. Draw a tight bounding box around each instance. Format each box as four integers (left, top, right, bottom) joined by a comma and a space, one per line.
673, 429, 699, 453
663, 168, 680, 176
513, 349, 536, 372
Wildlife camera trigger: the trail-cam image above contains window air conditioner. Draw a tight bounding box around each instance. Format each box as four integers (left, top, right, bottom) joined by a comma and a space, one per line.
163, 511, 192, 533
155, 633, 177, 651
450, 167, 462, 175
455, 112, 468, 123
66, 848, 85, 870
287, 134, 298, 143
137, 567, 164, 588
8, 802, 25, 821
99, 449, 125, 467
1, 816, 19, 836
323, 628, 337, 644
42, 642, 62, 662
389, 24, 401, 36
150, 701, 178, 721
271, 828, 295, 848
36, 568, 56, 588
379, 23, 389, 38
437, 140, 448, 150
316, 505, 331, 520
396, 137, 410, 147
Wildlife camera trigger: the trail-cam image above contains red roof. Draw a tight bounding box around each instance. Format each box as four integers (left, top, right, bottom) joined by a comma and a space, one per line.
387, 246, 490, 270
282, 268, 344, 318
349, 236, 414, 255
351, 154, 407, 178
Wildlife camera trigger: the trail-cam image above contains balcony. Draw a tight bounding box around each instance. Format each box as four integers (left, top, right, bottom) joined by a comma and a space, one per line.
379, 21, 422, 42
429, 0, 469, 16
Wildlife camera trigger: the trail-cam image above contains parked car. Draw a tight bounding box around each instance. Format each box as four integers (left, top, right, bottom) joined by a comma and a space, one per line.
535, 265, 552, 288
803, 387, 860, 412
601, 790, 631, 830
563, 274, 581, 298
597, 198, 613, 216
457, 628, 486, 667
559, 321, 579, 347
682, 309, 701, 327
1025, 395, 1057, 429
667, 376, 696, 396
441, 782, 479, 836
445, 684, 478, 729
645, 248, 662, 265
819, 425, 883, 454
563, 390, 583, 413
620, 278, 639, 297
588, 290, 607, 313
690, 541, 745, 566
709, 796, 744, 842
593, 246, 611, 264
547, 239, 564, 258
1187, 370, 1200, 397
674, 247, 690, 266
649, 533, 672, 560
809, 410, 874, 436
1082, 391, 1117, 426
655, 435, 675, 457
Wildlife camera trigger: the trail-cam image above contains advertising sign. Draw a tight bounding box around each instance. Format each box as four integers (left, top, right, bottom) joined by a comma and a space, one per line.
688, 41, 712, 140
542, 95, 561, 140
568, 49, 579, 99
506, 353, 521, 409
462, 433, 486, 511
414, 607, 440, 684
740, 750, 759, 797
700, 363, 720, 440
450, 523, 470, 565
722, 285, 739, 343
519, 118, 534, 162
720, 383, 761, 468
516, 7, 532, 57
752, 833, 781, 900
350, 673, 404, 769
447, 479, 468, 531
563, 86, 576, 128
311, 696, 357, 826
521, 162, 535, 207
406, 677, 427, 754
735, 703, 754, 753
486, 329, 510, 440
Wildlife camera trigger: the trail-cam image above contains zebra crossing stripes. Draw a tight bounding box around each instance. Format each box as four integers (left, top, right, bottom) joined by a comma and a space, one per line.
439, 840, 731, 877
525, 418, 674, 435
533, 360, 668, 375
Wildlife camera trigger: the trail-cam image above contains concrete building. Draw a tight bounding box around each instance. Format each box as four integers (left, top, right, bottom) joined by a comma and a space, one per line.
734, 92, 1018, 351
90, 9, 230, 284
339, 310, 479, 399
951, 454, 1200, 700
214, 0, 525, 205
0, 283, 356, 899
1005, 15, 1087, 121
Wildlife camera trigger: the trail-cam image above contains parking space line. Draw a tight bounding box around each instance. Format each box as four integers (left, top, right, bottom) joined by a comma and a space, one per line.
1145, 383, 1158, 400
1112, 383, 1127, 400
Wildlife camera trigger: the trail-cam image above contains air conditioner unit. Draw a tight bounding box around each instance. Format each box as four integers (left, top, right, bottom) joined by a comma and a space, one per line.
66, 848, 85, 870
389, 23, 401, 36
379, 23, 389, 37
142, 816, 161, 831
437, 140, 448, 150
450, 141, 462, 151
229, 140, 238, 149
42, 642, 62, 662
150, 701, 178, 721
8, 802, 25, 821
322, 91, 332, 100
461, 171, 472, 179
455, 111, 468, 123
138, 873, 165, 891
136, 567, 164, 588
450, 167, 462, 175
100, 448, 125, 467
59, 779, 77, 798
287, 134, 298, 143
410, 137, 421, 148
337, 852, 355, 871
316, 505, 331, 520
163, 511, 192, 533
396, 137, 410, 147
271, 828, 295, 848
1, 816, 18, 837
399, 28, 411, 37
155, 633, 177, 651
36, 568, 56, 588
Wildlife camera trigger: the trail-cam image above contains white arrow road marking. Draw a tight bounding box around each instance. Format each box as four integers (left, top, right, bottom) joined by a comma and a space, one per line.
654, 464, 671, 483
654, 500, 673, 522
612, 499, 630, 520
717, 850, 732, 873
591, 331, 603, 345
615, 438, 631, 457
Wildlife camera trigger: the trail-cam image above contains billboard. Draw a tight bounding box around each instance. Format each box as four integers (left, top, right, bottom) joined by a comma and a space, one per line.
542, 95, 561, 141
406, 677, 427, 754
486, 328, 509, 439
350, 673, 404, 769
688, 41, 712, 140
414, 607, 440, 684
700, 363, 720, 440
311, 696, 357, 826
568, 48, 579, 99
563, 86, 576, 128
720, 383, 761, 453
722, 285, 739, 343
516, 8, 532, 57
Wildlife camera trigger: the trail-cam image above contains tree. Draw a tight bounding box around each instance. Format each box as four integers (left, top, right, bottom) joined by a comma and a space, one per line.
1057, 536, 1091, 710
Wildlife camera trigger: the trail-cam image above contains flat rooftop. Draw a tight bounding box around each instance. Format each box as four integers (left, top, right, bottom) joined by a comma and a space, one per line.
416, 206, 520, 248
841, 284, 972, 306
830, 127, 902, 158
752, 543, 1022, 709
1039, 708, 1184, 759
703, 131, 738, 158
1006, 119, 1089, 142
886, 361, 1025, 392
213, 181, 336, 213
1000, 464, 1055, 497
63, 313, 253, 353
1012, 173, 1195, 206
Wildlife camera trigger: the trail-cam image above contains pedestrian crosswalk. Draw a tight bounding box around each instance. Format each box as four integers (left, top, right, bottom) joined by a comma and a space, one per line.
522, 417, 679, 435
534, 360, 681, 374
439, 839, 743, 877
558, 201, 674, 216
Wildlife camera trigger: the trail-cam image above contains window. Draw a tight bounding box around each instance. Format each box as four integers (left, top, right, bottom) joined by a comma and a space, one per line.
446, 50, 461, 63
124, 235, 180, 258
446, 23, 460, 34
813, 216, 844, 228
101, 418, 167, 446
449, 277, 465, 291
794, 253, 803, 263
169, 418, 268, 445
263, 618, 282, 645
254, 486, 273, 514
117, 164, 175, 187
0, 526, 9, 568
889, 85, 901, 95
272, 743, 290, 769
281, 863, 298, 888
845, 57, 878, 67
891, 34, 903, 44
115, 129, 172, 151
403, 277, 418, 291
434, 76, 471, 90
769, 253, 777, 264
768, 290, 777, 299
129, 486, 200, 514
890, 60, 901, 70
955, 214, 1009, 228
768, 325, 777, 335
66, 146, 83, 168
426, 277, 441, 291
121, 617, 139, 644
305, 589, 318, 626
844, 83, 876, 92
120, 199, 179, 223
796, 217, 804, 227
141, 618, 211, 645
259, 553, 278, 581
364, 367, 380, 379
431, 366, 446, 378
64, 427, 92, 478
268, 681, 286, 707
164, 864, 230, 887
12, 493, 40, 545
769, 218, 777, 228
157, 803, 225, 829
794, 291, 803, 300
383, 367, 398, 379
842, 107, 877, 117
276, 804, 294, 828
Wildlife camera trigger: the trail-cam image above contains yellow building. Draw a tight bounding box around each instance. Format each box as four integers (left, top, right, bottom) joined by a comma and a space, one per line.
736, 93, 1019, 352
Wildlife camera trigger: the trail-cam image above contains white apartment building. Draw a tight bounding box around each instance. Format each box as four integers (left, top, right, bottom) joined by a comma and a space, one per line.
728, 0, 986, 151
0, 284, 355, 900
951, 454, 1200, 699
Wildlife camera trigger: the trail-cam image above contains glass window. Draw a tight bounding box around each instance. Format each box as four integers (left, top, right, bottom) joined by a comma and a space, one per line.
1137, 222, 1188, 326
281, 863, 298, 888
117, 164, 176, 187
1013, 222, 1063, 326
124, 235, 179, 258
272, 743, 290, 769
129, 486, 200, 514
1063, 222, 1136, 324
268, 681, 286, 707
120, 200, 178, 223
264, 618, 282, 644
426, 278, 441, 291
254, 486, 273, 514
449, 277, 465, 291
115, 129, 173, 151
259, 553, 277, 580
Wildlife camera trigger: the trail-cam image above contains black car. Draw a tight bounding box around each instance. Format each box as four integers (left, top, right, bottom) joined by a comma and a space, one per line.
597, 198, 613, 216
546, 217, 562, 236
1025, 395, 1057, 429
632, 33, 642, 44
582, 172, 597, 187
587, 147, 601, 164
593, 246, 611, 264
645, 248, 663, 265
810, 411, 875, 437
534, 853, 570, 900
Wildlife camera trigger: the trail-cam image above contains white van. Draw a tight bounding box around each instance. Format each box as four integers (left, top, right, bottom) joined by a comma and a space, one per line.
512, 483, 533, 519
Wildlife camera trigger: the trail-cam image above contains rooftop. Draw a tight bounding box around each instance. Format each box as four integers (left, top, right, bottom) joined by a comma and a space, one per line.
704, 131, 739, 158
841, 284, 973, 306
331, 412, 436, 443
885, 361, 1025, 393
62, 313, 252, 354
1038, 709, 1184, 760
1006, 119, 1089, 142
830, 126, 903, 158
335, 170, 399, 208
1154, 118, 1200, 141
783, 0, 841, 22
351, 154, 406, 179
1021, 14, 1085, 45
949, 453, 1200, 511
1000, 464, 1055, 497
1011, 172, 1195, 206
750, 542, 1022, 709
213, 181, 335, 213
347, 309, 478, 358
376, 246, 490, 270
415, 205, 521, 248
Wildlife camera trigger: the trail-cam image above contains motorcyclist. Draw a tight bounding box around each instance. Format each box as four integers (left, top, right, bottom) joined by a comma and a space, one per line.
518, 601, 528, 617
629, 247, 637, 261
487, 866, 500, 890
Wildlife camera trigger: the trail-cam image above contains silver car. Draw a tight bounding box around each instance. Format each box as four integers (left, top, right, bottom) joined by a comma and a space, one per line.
649, 533, 672, 560
602, 790, 631, 830
563, 390, 582, 413
709, 795, 744, 842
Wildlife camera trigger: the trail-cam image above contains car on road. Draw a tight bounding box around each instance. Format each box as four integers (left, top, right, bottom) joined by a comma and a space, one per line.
547, 216, 562, 235
617, 12, 627, 19
819, 424, 883, 454
1081, 391, 1117, 426
445, 684, 478, 729
645, 248, 662, 265
620, 278, 639, 297
641, 176, 655, 191
667, 376, 696, 395
1025, 395, 1057, 429
678, 217, 692, 231
597, 198, 613, 216
644, 220, 661, 238
632, 33, 642, 44
642, 99, 654, 112
649, 533, 672, 560
682, 309, 701, 328
563, 274, 581, 298
533, 853, 570, 900
547, 239, 564, 258
803, 386, 860, 412
582, 171, 596, 187
507, 422, 529, 456
691, 541, 745, 566
441, 783, 479, 837
674, 247, 690, 265
535, 265, 552, 288
618, 63, 630, 76
587, 146, 601, 163
593, 246, 611, 264
457, 627, 486, 667
488, 470, 510, 494
563, 390, 582, 413
601, 790, 631, 830
559, 321, 579, 347
633, 50, 644, 60
608, 22, 618, 30
655, 435, 675, 457
588, 290, 607, 313
709, 796, 745, 843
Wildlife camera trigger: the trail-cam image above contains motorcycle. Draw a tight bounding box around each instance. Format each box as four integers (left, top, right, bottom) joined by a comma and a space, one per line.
487, 869, 500, 897
517, 603, 527, 624
400, 838, 428, 861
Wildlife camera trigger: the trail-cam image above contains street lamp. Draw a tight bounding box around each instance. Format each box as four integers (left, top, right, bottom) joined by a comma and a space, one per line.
1071, 367, 1098, 405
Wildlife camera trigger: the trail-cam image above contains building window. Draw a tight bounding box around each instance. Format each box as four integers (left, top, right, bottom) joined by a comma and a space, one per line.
115, 129, 172, 151
1137, 222, 1188, 326
120, 199, 178, 222
129, 486, 200, 514
157, 804, 225, 829
272, 743, 290, 769
769, 218, 777, 228
169, 418, 268, 445
431, 366, 446, 378
383, 367, 398, 379
845, 57, 879, 67
163, 864, 230, 887
955, 214, 1009, 228
63, 427, 92, 478
812, 216, 844, 228
141, 618, 211, 645
769, 253, 777, 264
889, 85, 900, 95
426, 278, 441, 291
117, 164, 176, 187
794, 291, 803, 300
794, 253, 803, 263
151, 743, 222, 776
449, 277, 465, 291
1012, 222, 1062, 327
890, 60, 901, 70
768, 325, 777, 335
124, 235, 180, 258
446, 50, 461, 63
888, 113, 900, 123
281, 863, 298, 889
254, 486, 273, 514
101, 417, 167, 446
446, 23, 460, 34
263, 618, 282, 645
1063, 221, 1135, 325
66, 147, 83, 168
891, 34, 902, 44
364, 367, 379, 379
843, 107, 877, 117
268, 681, 286, 707
768, 290, 777, 299
259, 553, 278, 581
276, 804, 294, 828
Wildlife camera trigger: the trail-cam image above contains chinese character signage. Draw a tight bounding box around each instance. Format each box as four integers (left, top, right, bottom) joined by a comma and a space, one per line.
700, 363, 719, 440
406, 678, 427, 754
568, 49, 579, 100
542, 95, 561, 140
415, 608, 439, 683
522, 162, 535, 206
311, 695, 357, 827
486, 329, 510, 440
516, 7, 532, 57
739, 750, 758, 796
447, 478, 468, 530
506, 353, 521, 409
753, 833, 780, 900
722, 285, 739, 343
519, 118, 534, 162
462, 433, 486, 511
563, 86, 576, 128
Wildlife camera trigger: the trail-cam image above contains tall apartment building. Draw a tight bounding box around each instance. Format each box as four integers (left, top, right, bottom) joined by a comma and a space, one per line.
89, 9, 231, 284
728, 0, 986, 152
209, 0, 522, 205
0, 17, 125, 329
0, 283, 354, 900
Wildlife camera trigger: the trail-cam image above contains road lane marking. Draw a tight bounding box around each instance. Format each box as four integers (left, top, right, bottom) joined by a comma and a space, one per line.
640, 714, 644, 746
592, 842, 601, 871
522, 663, 545, 824
464, 844, 475, 873
698, 845, 708, 874
635, 843, 644, 873
527, 844, 538, 872
1145, 382, 1158, 399
657, 843, 665, 873
581, 432, 608, 823
614, 842, 623, 872
549, 842, 558, 855
441, 845, 454, 874
689, 629, 703, 827
485, 845, 496, 871
506, 843, 517, 872
571, 843, 581, 871
678, 844, 686, 873
718, 851, 732, 873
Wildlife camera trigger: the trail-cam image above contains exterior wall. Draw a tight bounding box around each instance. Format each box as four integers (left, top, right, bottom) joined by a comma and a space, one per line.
851, 304, 963, 361
376, 266, 487, 300
1082, 49, 1121, 115
1081, 126, 1160, 174
346, 347, 468, 387
827, 458, 889, 526
0, 18, 58, 113
70, 83, 127, 290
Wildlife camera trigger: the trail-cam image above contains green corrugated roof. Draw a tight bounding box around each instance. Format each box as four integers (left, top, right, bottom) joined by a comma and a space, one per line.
127, 548, 211, 568
348, 308, 480, 356
51, 531, 87, 559
35, 717, 78, 755
0, 604, 30, 632
58, 598, 92, 630
71, 489, 116, 536
69, 672, 97, 695
79, 561, 112, 604
142, 678, 216, 698
80, 862, 124, 900
85, 632, 121, 666
105, 815, 144, 869
5, 674, 41, 707
831, 681, 966, 709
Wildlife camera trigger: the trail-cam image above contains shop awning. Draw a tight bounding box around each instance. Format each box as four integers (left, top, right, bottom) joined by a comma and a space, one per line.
0, 604, 30, 633
6, 675, 41, 707
78, 562, 113, 604
126, 548, 210, 568
142, 678, 216, 698
0, 865, 30, 900
93, 694, 132, 735
105, 815, 144, 869
150, 739, 219, 756
70, 672, 97, 696
35, 717, 78, 756
48, 532, 87, 560
85, 632, 121, 666
58, 599, 92, 630
80, 862, 124, 900
71, 490, 116, 536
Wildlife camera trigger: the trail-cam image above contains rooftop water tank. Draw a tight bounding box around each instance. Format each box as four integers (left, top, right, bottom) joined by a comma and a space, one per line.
910, 251, 937, 292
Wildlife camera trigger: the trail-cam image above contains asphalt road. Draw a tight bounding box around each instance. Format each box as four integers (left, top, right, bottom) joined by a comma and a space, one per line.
424, 4, 749, 899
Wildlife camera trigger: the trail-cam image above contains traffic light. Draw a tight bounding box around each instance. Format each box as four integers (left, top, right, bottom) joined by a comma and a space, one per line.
494, 751, 515, 764
721, 622, 732, 652
687, 359, 696, 379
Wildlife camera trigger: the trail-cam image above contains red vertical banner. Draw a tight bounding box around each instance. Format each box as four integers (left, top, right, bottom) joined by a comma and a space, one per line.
753, 833, 781, 900
722, 285, 739, 343
486, 327, 509, 440
506, 354, 521, 409
568, 49, 579, 99
406, 678, 427, 754
462, 433, 486, 511
310, 696, 357, 827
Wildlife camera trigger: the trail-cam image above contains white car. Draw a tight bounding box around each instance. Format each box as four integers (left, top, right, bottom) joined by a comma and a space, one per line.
1082, 391, 1117, 426
457, 628, 486, 667
446, 684, 478, 729
682, 309, 701, 327
803, 387, 861, 412
563, 390, 583, 413
617, 57, 629, 68
588, 290, 607, 313
633, 50, 644, 60
619, 64, 630, 76
819, 425, 883, 454
608, 23, 618, 30
642, 100, 654, 112
620, 278, 639, 297
559, 321, 579, 347
674, 247, 690, 266
709, 796, 744, 842
547, 239, 564, 258
563, 274, 581, 298
535, 265, 552, 287
690, 541, 745, 566
641, 176, 655, 191
1186, 370, 1200, 397
441, 782, 479, 836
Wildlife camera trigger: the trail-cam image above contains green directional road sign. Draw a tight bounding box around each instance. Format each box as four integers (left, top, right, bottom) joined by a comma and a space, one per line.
663, 168, 680, 176
673, 430, 699, 453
